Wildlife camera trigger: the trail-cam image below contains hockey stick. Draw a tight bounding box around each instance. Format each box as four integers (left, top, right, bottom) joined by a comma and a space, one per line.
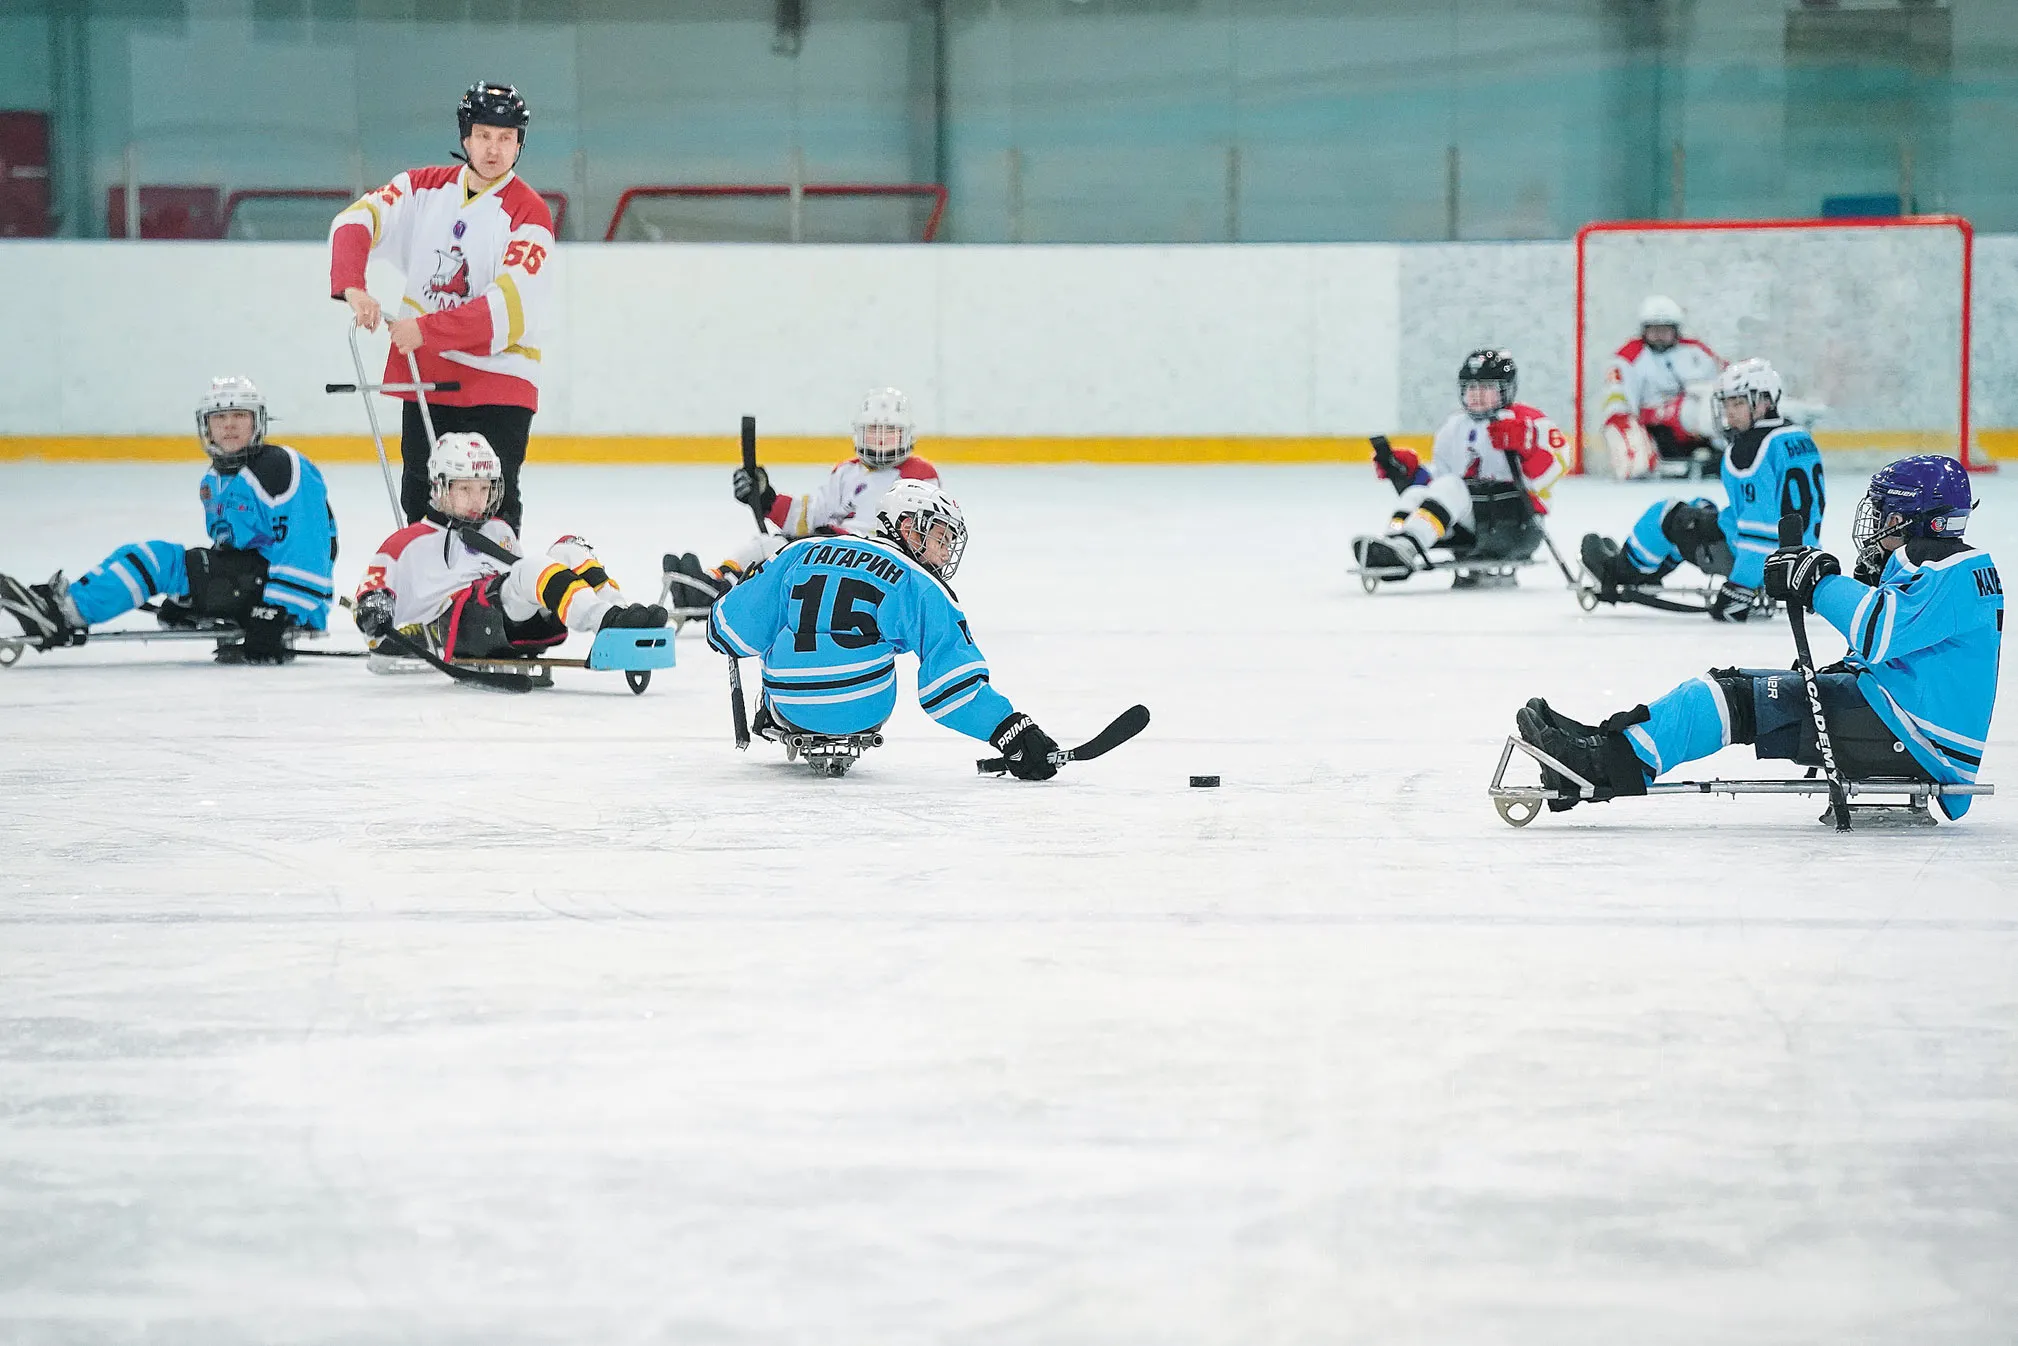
1369, 435, 1414, 498
726, 414, 763, 749
372, 627, 534, 693
451, 522, 523, 566
976, 704, 1151, 776
1496, 445, 1581, 586
1779, 511, 1851, 832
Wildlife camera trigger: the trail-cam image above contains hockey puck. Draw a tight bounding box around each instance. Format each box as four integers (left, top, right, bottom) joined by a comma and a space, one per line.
1189, 775, 1220, 788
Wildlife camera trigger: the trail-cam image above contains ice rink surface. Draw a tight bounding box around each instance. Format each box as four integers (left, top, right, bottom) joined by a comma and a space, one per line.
2, 459, 2015, 1345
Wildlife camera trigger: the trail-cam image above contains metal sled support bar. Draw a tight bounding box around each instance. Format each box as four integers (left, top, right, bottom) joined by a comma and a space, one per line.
1487, 734, 1992, 827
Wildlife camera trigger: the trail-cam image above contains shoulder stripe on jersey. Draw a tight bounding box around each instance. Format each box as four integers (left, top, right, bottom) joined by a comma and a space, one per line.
375, 521, 441, 562
497, 175, 555, 233
898, 456, 938, 481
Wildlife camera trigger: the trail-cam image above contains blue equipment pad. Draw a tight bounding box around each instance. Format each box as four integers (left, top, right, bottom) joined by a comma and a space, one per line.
586, 628, 677, 672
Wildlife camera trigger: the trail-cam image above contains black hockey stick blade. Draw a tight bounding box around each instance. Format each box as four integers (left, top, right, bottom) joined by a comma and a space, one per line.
976, 704, 1151, 775
742, 415, 768, 534
1778, 511, 1851, 831
376, 629, 534, 693
729, 657, 751, 750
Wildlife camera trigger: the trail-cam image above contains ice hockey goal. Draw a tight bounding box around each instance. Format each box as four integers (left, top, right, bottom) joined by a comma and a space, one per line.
1575, 216, 1978, 473
603, 183, 946, 244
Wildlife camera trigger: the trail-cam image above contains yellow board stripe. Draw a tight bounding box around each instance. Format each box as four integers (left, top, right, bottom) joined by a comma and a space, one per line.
0, 433, 2007, 465
496, 272, 526, 350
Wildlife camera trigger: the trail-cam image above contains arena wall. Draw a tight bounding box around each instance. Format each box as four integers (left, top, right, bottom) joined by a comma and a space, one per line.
0, 238, 2010, 463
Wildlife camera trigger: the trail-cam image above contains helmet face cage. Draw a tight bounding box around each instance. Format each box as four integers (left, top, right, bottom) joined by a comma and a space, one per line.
852, 388, 916, 468
882, 501, 967, 578
1712, 359, 1781, 433
195, 380, 267, 469
1457, 350, 1516, 421
428, 434, 505, 521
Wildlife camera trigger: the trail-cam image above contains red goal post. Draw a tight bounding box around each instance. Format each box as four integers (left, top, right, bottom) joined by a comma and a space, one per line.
603, 183, 947, 243
1573, 215, 1978, 474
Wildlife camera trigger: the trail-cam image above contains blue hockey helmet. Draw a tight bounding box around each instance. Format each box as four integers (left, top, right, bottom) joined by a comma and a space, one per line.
1853, 454, 1973, 567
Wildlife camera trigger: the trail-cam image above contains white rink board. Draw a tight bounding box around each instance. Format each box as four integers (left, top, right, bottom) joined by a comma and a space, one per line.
1580, 223, 1969, 437
1, 463, 2015, 1343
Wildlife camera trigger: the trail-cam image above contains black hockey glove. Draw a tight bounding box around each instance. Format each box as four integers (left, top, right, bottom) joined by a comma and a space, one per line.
732, 464, 777, 516
1707, 581, 1759, 623
1762, 545, 1841, 612
154, 595, 201, 629
990, 712, 1060, 782
354, 588, 396, 640
234, 603, 296, 664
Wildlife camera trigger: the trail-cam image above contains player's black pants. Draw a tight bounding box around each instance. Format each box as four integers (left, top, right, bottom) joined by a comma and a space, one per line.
1723, 667, 1933, 781
400, 401, 533, 534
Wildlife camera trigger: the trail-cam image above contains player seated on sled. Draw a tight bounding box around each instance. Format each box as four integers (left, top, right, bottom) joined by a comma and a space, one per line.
1517, 456, 2000, 821
0, 377, 336, 664
1580, 358, 1822, 622
1353, 349, 1565, 582
352, 432, 666, 660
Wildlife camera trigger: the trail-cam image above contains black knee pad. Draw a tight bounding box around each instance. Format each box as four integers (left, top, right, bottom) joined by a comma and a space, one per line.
184, 547, 268, 620
1660, 501, 1732, 575
1708, 668, 1759, 744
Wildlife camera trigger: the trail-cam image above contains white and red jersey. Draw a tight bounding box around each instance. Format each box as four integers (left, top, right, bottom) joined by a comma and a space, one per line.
329, 166, 553, 412
769, 454, 940, 538
1426, 403, 1567, 513
357, 516, 520, 627
1599, 335, 1724, 433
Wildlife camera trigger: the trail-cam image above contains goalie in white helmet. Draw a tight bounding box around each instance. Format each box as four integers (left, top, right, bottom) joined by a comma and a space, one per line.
707, 479, 1063, 779
352, 432, 666, 660
0, 376, 337, 664
1598, 294, 1728, 478
663, 386, 943, 618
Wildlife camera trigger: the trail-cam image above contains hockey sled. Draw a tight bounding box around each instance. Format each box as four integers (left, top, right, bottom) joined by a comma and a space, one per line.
1572, 573, 1780, 619
1350, 539, 1546, 593
1486, 733, 1993, 830
452, 627, 674, 694
0, 620, 361, 667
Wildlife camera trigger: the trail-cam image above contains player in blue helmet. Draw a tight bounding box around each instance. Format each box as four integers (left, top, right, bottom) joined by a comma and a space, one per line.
1517, 455, 2000, 821
1580, 357, 1824, 620
0, 377, 338, 664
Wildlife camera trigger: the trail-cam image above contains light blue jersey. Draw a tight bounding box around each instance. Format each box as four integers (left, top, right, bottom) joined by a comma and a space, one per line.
707, 535, 1016, 741
1718, 421, 1824, 588
1622, 420, 1824, 587
1813, 539, 2003, 814
67, 444, 338, 630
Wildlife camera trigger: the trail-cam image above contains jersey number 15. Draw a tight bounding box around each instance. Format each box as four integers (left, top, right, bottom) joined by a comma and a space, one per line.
791, 575, 886, 651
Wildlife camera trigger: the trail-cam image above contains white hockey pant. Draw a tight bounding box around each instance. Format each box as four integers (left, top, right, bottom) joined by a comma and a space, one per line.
498, 537, 623, 633
720, 531, 789, 575
1388, 476, 1474, 552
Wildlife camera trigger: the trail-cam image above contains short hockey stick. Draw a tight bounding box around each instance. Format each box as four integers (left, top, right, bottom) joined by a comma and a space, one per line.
1497, 445, 1581, 586
1369, 435, 1414, 498
726, 414, 763, 749
976, 704, 1151, 776
373, 628, 534, 693
1779, 511, 1851, 831
451, 522, 523, 566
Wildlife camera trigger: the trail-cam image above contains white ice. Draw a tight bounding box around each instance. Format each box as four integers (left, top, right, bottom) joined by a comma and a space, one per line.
2, 460, 2015, 1344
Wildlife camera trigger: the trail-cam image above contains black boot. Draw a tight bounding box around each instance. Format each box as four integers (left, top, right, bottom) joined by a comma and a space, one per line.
1515, 704, 1651, 807
662, 552, 733, 617
1355, 534, 1426, 575
0, 571, 84, 650
600, 602, 670, 631
1523, 697, 1598, 739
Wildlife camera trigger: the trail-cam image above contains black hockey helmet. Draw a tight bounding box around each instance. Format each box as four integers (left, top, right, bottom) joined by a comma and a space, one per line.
457, 81, 528, 147
1458, 348, 1517, 420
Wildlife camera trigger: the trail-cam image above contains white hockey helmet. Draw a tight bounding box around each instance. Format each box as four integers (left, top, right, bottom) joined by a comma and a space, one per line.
1638, 294, 1685, 330
876, 478, 967, 579
195, 375, 268, 468
852, 387, 917, 469
1713, 357, 1783, 430
428, 432, 504, 522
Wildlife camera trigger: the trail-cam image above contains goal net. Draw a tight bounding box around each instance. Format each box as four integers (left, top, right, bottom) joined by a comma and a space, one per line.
1574, 217, 1976, 473
604, 184, 946, 244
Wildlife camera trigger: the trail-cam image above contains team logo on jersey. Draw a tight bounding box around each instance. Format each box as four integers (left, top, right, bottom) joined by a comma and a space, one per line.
425, 246, 472, 306
452, 220, 467, 239
199, 484, 213, 503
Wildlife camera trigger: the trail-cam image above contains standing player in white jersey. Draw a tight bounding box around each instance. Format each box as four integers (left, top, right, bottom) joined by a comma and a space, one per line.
329, 81, 552, 533
1599, 295, 1727, 478
662, 387, 942, 616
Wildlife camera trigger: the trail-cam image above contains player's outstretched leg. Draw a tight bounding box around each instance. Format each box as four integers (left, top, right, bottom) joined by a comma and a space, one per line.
0, 572, 86, 649
499, 557, 666, 634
